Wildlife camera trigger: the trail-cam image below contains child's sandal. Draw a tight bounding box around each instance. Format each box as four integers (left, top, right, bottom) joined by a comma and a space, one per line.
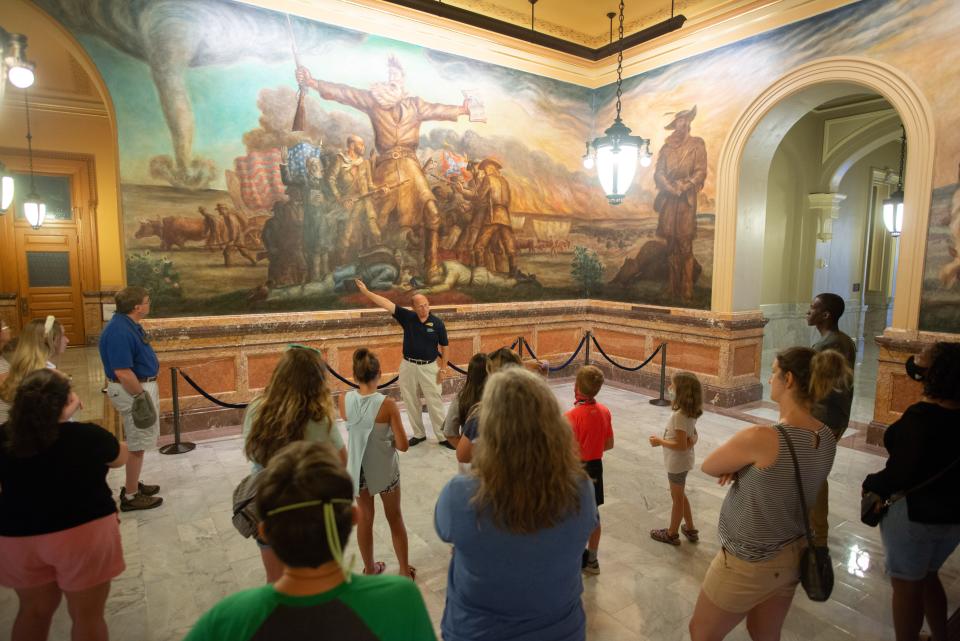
363, 561, 386, 575
650, 528, 681, 546
681, 526, 700, 543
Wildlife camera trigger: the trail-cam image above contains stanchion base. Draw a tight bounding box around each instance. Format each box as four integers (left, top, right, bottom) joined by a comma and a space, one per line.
649, 398, 672, 406
160, 442, 196, 455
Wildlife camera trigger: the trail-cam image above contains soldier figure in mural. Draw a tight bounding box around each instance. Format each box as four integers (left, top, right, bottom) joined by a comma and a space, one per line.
261, 187, 307, 287
464, 159, 518, 276
653, 105, 707, 302
327, 135, 384, 264
453, 161, 486, 263
280, 148, 329, 281
295, 56, 477, 284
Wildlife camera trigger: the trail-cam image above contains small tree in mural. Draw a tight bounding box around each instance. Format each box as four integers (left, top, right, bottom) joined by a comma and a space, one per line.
571, 245, 604, 297
125, 251, 183, 309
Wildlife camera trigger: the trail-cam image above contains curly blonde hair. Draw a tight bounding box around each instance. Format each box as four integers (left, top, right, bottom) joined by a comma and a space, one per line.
244, 347, 335, 466
0, 318, 63, 403
472, 367, 585, 533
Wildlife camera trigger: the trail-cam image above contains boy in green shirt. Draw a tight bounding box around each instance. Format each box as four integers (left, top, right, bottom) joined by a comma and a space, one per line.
184, 441, 435, 641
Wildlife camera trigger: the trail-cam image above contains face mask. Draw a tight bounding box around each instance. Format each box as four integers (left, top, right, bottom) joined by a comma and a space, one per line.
905, 355, 927, 382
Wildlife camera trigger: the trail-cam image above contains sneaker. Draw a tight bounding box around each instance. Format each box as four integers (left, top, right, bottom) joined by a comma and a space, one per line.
408, 436, 426, 447
120, 491, 163, 512
583, 558, 600, 575
138, 482, 160, 496
438, 440, 456, 450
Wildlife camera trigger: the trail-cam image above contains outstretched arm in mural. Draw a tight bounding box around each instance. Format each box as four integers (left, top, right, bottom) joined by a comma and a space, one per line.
355, 278, 396, 314
295, 66, 470, 126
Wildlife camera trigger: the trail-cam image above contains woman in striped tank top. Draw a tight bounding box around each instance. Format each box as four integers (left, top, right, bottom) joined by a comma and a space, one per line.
689, 347, 851, 641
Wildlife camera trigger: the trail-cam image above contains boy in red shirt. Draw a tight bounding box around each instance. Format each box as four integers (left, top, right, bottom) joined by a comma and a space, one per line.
565, 365, 614, 575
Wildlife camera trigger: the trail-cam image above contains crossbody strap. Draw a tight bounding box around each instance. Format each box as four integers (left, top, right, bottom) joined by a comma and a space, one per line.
901, 453, 960, 500
775, 424, 816, 548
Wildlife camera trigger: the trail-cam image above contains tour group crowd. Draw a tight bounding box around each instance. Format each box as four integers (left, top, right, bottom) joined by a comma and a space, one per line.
0, 284, 958, 641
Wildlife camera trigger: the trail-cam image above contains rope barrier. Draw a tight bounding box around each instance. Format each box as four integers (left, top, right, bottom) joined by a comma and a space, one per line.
522, 335, 588, 372
178, 370, 249, 409
591, 336, 664, 372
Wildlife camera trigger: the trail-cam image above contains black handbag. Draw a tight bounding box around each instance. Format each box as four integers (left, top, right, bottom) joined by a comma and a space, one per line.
776, 425, 833, 602
861, 453, 960, 527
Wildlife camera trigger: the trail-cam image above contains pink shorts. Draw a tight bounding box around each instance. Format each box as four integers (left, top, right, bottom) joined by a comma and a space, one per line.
0, 514, 125, 592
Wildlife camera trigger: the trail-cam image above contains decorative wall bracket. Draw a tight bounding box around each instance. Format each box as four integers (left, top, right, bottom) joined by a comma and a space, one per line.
808, 192, 846, 242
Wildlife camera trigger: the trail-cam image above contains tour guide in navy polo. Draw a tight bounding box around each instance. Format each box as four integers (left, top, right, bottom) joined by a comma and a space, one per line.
355, 279, 453, 449
99, 286, 164, 511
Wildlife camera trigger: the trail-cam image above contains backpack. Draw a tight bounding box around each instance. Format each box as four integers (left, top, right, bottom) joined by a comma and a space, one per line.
232, 472, 261, 539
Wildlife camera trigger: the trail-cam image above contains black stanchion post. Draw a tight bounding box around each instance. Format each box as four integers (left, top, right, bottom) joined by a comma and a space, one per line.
649, 343, 671, 406
517, 336, 523, 356
584, 331, 591, 365
160, 367, 196, 455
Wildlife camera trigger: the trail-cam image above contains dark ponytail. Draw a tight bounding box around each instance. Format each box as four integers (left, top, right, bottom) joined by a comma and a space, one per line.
776, 346, 852, 407
924, 342, 960, 402
4, 369, 70, 457
352, 348, 381, 384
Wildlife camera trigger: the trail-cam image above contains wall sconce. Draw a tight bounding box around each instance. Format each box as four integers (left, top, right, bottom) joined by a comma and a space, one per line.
883, 126, 906, 238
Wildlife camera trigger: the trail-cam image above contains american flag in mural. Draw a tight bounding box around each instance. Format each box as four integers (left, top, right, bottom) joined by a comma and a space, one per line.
233, 149, 285, 211
286, 142, 323, 183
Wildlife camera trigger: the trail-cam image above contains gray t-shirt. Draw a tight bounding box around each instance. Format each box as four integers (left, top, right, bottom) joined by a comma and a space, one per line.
662, 410, 698, 474
811, 330, 857, 433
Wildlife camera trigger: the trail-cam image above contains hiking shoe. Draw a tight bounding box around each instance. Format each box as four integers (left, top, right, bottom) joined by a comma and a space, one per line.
408, 436, 426, 447
583, 558, 600, 575
138, 482, 160, 496
438, 440, 456, 451
120, 491, 163, 512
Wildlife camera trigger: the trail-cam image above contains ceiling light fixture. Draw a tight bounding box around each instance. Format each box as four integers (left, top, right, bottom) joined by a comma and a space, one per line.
22, 89, 46, 230
583, 1, 652, 205
1, 28, 35, 94
882, 125, 906, 237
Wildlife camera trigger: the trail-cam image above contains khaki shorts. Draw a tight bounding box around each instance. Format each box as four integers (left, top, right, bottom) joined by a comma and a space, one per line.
106, 381, 160, 452
701, 539, 804, 613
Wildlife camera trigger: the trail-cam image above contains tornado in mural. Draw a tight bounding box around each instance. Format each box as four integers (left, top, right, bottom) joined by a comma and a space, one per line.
295, 56, 479, 285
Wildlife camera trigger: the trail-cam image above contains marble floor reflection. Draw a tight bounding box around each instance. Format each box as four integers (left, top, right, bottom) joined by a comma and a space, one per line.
2, 379, 955, 641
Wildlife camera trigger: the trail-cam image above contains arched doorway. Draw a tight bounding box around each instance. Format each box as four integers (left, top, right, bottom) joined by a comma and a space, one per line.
711, 56, 935, 333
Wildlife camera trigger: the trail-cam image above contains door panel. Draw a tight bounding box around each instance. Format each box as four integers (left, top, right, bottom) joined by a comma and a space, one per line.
15, 228, 85, 346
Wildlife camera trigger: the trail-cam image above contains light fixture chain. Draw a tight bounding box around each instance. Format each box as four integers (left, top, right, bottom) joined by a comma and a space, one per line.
615, 0, 624, 119
24, 88, 36, 192
896, 124, 906, 191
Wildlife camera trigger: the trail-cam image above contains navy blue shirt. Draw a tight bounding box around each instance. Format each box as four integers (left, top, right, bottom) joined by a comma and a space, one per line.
392, 306, 448, 361
98, 313, 159, 380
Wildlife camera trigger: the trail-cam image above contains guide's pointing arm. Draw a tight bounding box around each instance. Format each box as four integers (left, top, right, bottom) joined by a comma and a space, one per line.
354, 279, 396, 315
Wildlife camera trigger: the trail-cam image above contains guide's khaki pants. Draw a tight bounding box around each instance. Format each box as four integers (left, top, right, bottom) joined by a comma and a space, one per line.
398, 359, 445, 442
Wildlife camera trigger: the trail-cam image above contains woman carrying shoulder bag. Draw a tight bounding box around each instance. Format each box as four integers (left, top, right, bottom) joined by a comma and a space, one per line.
689, 347, 851, 641
862, 342, 960, 641
0, 369, 128, 641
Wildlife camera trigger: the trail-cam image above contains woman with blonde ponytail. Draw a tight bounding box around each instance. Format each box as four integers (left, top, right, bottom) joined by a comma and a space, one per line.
689, 347, 851, 641
0, 317, 68, 423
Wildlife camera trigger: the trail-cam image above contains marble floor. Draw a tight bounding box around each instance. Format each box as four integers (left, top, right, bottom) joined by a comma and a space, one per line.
3, 378, 956, 641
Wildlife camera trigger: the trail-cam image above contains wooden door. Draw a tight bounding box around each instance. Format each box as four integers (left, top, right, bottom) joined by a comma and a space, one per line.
15, 227, 85, 346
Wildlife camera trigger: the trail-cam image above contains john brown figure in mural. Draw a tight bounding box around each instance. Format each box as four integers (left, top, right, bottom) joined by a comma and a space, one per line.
328, 135, 384, 264
654, 106, 707, 302
295, 55, 476, 285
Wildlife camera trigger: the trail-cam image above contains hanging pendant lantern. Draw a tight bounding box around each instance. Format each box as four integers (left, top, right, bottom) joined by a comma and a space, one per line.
584, 1, 650, 206
22, 88, 45, 229
882, 125, 906, 237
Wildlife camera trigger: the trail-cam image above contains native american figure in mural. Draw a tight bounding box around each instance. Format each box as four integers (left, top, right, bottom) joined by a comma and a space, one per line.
654, 106, 707, 302
295, 56, 477, 285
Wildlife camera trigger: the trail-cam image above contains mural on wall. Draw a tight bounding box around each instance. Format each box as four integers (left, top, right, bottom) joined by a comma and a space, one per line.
32, 0, 960, 330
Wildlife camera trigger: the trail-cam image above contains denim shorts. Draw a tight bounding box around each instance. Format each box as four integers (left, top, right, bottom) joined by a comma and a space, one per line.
880, 497, 960, 581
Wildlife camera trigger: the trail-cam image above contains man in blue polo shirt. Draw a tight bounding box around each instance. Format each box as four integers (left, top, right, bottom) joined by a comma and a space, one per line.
99, 286, 164, 511
355, 279, 452, 449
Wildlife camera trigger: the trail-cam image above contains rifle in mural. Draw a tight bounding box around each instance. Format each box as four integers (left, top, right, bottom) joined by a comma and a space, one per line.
286, 14, 306, 132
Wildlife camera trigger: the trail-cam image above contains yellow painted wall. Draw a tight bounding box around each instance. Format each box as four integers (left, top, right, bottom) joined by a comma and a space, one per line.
1, 0, 124, 289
